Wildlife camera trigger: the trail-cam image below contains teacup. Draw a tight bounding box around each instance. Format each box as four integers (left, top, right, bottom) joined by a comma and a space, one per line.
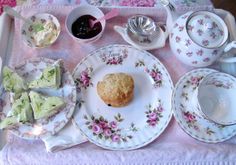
192, 72, 236, 125
65, 5, 105, 44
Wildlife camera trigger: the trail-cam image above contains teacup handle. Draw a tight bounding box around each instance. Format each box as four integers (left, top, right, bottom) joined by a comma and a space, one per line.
219, 41, 236, 63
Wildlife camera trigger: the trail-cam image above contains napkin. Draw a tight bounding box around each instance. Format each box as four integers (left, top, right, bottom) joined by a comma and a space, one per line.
41, 121, 87, 152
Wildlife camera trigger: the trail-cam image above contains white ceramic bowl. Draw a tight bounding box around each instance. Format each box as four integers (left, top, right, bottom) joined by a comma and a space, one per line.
197, 72, 236, 125
21, 13, 60, 48
65, 5, 105, 44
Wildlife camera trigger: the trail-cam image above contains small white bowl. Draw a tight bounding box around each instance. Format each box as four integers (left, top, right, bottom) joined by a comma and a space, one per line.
21, 13, 60, 48
65, 5, 105, 44
197, 72, 236, 125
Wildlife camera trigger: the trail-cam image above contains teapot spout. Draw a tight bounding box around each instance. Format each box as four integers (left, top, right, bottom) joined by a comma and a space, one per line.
160, 0, 179, 33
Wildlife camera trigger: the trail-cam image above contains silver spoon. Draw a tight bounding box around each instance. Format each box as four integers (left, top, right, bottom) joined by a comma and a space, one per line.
3, 6, 44, 32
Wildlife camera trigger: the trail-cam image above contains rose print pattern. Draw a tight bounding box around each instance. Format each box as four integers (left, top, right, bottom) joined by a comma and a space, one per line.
74, 67, 93, 92
210, 32, 216, 39
179, 26, 184, 32
205, 79, 233, 89
203, 57, 210, 62
145, 64, 163, 88
187, 25, 194, 31
186, 52, 193, 57
174, 23, 179, 28
192, 61, 198, 65
177, 49, 182, 54
84, 113, 137, 142
212, 50, 218, 56
145, 99, 164, 127
196, 49, 203, 56
181, 104, 199, 131
197, 19, 204, 25
197, 29, 203, 36
202, 40, 209, 47
175, 36, 181, 43
185, 39, 191, 46
100, 49, 128, 65
183, 75, 203, 90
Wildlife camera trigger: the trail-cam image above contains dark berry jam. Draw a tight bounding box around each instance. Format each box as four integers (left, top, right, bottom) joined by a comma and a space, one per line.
71, 15, 102, 39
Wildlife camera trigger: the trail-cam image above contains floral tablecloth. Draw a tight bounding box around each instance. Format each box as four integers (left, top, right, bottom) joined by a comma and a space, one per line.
2, 1, 236, 165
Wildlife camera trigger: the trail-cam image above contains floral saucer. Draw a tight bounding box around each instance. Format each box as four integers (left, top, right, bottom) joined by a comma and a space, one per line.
172, 68, 236, 143
0, 58, 76, 139
72, 44, 173, 150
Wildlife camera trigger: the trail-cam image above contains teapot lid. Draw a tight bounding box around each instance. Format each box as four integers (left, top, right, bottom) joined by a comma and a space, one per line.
187, 11, 228, 48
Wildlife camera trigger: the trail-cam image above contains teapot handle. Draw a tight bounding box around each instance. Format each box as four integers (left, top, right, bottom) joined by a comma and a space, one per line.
218, 41, 236, 63
224, 41, 236, 52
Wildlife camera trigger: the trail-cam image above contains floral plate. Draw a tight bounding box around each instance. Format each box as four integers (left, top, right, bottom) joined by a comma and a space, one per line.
172, 68, 236, 143
0, 58, 76, 139
72, 44, 173, 150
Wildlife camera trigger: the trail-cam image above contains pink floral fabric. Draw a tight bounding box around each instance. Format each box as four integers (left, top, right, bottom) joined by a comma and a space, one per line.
119, 0, 155, 7
0, 0, 16, 15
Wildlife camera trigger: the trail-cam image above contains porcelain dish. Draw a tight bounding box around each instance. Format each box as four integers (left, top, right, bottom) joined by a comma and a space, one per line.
21, 13, 60, 48
197, 72, 236, 125
0, 58, 76, 140
72, 44, 173, 150
172, 68, 236, 143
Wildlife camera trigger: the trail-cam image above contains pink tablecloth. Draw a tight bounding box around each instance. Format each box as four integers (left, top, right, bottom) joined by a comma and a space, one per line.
1, 4, 236, 165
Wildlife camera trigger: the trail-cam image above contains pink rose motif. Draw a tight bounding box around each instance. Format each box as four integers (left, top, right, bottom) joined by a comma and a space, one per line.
177, 49, 182, 54
157, 106, 163, 112
148, 112, 157, 120
202, 40, 209, 47
119, 0, 155, 7
110, 121, 117, 128
212, 50, 218, 56
179, 26, 184, 32
148, 120, 157, 126
184, 112, 196, 122
210, 32, 216, 39
185, 39, 191, 46
186, 52, 193, 57
187, 25, 194, 31
197, 29, 203, 36
192, 61, 198, 65
104, 129, 112, 137
203, 57, 210, 62
150, 71, 157, 78
82, 79, 90, 87
99, 121, 108, 129
92, 124, 103, 134
196, 49, 203, 56
112, 134, 120, 142
175, 36, 181, 43
190, 76, 200, 85
197, 19, 204, 25
154, 73, 162, 81
174, 23, 178, 28
144, 67, 149, 73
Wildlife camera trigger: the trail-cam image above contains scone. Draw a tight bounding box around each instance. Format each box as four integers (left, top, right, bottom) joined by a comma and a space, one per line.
97, 73, 134, 107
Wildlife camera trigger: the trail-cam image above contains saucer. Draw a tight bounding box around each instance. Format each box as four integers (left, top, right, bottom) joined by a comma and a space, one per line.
172, 68, 236, 143
114, 25, 168, 50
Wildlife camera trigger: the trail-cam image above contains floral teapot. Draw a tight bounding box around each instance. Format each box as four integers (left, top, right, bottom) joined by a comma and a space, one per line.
161, 0, 236, 67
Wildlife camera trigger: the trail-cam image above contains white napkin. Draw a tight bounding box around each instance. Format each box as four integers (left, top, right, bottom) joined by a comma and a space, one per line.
42, 121, 87, 152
